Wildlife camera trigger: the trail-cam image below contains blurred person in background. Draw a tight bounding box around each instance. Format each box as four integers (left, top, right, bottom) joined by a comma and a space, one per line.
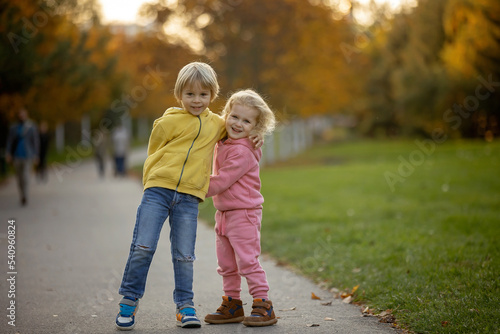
94, 131, 108, 179
0, 112, 9, 179
112, 122, 130, 177
36, 120, 50, 182
6, 108, 39, 206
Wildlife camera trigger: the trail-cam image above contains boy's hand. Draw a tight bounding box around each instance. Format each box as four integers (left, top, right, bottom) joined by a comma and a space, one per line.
250, 133, 264, 149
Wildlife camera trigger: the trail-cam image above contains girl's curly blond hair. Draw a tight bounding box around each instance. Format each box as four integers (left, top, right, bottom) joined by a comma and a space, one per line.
222, 89, 276, 137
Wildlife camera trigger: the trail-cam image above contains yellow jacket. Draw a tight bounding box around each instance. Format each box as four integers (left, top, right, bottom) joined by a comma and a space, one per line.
143, 107, 225, 200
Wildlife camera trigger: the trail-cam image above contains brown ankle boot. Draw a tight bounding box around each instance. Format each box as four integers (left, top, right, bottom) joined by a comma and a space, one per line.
204, 296, 244, 324
242, 299, 278, 327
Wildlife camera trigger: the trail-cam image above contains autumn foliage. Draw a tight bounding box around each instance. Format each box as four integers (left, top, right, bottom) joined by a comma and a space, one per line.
1, 0, 499, 139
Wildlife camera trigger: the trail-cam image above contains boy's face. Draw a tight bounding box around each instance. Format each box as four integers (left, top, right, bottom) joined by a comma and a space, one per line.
181, 82, 211, 116
226, 104, 259, 140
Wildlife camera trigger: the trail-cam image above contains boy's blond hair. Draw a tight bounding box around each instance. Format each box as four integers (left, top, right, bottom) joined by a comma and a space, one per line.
222, 89, 276, 137
174, 62, 219, 103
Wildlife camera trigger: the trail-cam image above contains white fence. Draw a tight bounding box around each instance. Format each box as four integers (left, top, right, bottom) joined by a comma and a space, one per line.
261, 116, 334, 166
55, 115, 338, 167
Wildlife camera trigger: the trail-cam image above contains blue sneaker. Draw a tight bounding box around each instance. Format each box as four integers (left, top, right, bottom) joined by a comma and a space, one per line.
176, 306, 201, 328
116, 297, 139, 330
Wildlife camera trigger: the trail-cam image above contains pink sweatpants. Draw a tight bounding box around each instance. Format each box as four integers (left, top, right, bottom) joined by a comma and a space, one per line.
214, 209, 270, 300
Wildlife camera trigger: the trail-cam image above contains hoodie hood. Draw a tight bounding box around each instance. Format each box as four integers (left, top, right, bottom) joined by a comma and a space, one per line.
162, 106, 211, 118
223, 137, 262, 162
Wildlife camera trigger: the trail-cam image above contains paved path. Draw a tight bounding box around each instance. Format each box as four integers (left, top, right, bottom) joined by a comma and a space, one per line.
0, 148, 397, 334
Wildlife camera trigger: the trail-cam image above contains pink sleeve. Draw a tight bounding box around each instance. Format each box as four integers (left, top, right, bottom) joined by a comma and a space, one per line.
207, 147, 255, 197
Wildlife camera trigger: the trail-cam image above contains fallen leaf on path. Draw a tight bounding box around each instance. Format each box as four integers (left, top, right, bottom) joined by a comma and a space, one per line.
378, 310, 390, 317
362, 306, 374, 316
321, 301, 332, 306
311, 292, 321, 300
324, 317, 335, 321
342, 296, 352, 304
379, 315, 396, 323
330, 287, 339, 294
275, 260, 288, 267
279, 307, 296, 311
340, 284, 360, 300
378, 309, 395, 323
306, 324, 320, 327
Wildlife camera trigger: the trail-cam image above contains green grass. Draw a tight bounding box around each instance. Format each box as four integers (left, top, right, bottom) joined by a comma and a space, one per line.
199, 139, 500, 334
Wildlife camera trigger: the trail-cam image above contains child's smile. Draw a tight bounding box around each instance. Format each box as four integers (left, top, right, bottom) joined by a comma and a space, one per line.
181, 82, 211, 116
226, 104, 259, 140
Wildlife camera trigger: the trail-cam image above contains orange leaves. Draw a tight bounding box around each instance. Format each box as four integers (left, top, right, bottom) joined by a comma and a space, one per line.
311, 284, 360, 306
166, 0, 361, 118
340, 284, 359, 303
311, 292, 321, 300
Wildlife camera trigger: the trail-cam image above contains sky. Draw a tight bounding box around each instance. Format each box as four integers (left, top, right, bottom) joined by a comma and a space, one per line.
98, 0, 150, 25
98, 0, 416, 26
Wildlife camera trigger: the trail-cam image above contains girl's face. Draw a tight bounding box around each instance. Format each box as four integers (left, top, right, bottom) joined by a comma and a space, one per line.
181, 82, 211, 116
226, 104, 259, 140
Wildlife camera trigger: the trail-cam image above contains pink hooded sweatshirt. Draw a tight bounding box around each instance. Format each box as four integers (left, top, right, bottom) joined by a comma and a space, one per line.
207, 137, 263, 211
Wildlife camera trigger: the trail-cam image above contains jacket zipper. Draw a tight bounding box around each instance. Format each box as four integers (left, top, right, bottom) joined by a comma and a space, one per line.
176, 115, 202, 190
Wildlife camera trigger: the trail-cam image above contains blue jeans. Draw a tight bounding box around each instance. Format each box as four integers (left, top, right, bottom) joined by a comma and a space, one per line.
114, 156, 126, 176
119, 187, 200, 308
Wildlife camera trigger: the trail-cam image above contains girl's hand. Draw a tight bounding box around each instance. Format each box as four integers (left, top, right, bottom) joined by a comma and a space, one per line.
250, 133, 264, 149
